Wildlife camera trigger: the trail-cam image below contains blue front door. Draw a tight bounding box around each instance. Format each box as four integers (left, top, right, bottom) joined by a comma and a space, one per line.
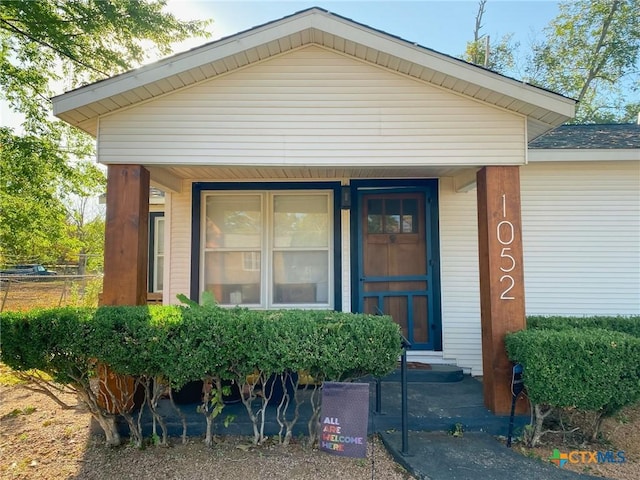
356, 185, 441, 350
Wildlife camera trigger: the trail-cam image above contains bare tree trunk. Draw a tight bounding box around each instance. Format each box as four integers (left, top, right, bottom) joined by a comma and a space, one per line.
168, 388, 188, 444
307, 384, 323, 448
74, 382, 121, 447
576, 0, 620, 103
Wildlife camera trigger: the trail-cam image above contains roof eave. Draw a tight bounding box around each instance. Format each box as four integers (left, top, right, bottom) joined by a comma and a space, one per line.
52, 7, 575, 138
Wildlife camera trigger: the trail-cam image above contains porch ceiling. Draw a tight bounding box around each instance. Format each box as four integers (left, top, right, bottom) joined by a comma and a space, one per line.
146, 164, 473, 191
53, 8, 574, 142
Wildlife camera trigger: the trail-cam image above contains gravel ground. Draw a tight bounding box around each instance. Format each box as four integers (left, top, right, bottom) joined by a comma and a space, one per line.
2, 369, 638, 480
0, 380, 415, 480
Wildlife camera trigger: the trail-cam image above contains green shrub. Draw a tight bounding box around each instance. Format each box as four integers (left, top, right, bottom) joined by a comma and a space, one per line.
505, 328, 640, 414
1, 304, 403, 446
527, 315, 640, 338
0, 307, 95, 384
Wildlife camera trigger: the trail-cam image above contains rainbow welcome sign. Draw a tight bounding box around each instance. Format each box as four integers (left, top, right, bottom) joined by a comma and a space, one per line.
320, 382, 370, 458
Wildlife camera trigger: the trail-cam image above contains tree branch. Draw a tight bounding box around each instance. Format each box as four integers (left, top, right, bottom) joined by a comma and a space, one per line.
576, 0, 620, 102
0, 18, 110, 77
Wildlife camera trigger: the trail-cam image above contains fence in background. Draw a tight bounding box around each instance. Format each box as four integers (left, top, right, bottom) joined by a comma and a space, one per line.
0, 275, 103, 313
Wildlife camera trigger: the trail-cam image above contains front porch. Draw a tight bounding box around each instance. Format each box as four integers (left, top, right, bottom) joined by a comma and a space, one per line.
104, 368, 587, 480
113, 366, 509, 440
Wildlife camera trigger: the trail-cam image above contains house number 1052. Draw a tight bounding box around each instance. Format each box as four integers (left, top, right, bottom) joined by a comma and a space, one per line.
498, 194, 516, 300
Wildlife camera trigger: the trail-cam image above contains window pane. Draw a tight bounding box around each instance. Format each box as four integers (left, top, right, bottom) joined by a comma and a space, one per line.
368, 199, 383, 214
402, 199, 418, 233
367, 214, 382, 233
401, 215, 414, 233
385, 199, 401, 215
274, 195, 328, 247
273, 251, 328, 304
205, 195, 261, 248
204, 251, 261, 304
384, 215, 400, 233
155, 256, 164, 291
156, 218, 165, 254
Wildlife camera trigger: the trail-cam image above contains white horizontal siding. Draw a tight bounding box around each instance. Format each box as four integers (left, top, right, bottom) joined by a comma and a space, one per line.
98, 45, 525, 167
438, 177, 483, 375
166, 181, 192, 304
521, 161, 640, 315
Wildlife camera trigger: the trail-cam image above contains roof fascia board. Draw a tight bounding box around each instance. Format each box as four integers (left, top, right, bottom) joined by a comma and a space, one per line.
528, 149, 640, 162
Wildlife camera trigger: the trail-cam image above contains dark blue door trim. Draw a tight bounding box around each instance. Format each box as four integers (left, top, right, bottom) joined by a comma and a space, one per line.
349, 179, 442, 351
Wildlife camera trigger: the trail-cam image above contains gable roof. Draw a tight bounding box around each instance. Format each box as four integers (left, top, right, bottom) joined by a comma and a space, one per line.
52, 7, 575, 140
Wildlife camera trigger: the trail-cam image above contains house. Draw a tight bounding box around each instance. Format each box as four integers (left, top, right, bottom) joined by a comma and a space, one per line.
52, 8, 640, 414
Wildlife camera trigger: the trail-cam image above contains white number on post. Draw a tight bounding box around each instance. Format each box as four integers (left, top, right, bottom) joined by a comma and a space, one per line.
499, 248, 516, 272
498, 194, 516, 300
499, 275, 515, 300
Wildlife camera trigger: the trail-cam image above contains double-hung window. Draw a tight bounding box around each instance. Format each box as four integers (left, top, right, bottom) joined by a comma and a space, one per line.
201, 190, 332, 308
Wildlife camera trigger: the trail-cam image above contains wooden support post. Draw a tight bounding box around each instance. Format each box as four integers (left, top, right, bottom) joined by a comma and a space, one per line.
102, 165, 150, 306
99, 165, 149, 414
477, 166, 527, 414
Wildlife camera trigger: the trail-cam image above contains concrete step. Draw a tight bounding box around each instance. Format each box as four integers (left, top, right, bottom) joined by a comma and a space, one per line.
377, 364, 465, 383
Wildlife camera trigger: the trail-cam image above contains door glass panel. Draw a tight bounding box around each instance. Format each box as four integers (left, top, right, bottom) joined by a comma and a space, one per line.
402, 199, 418, 233
204, 251, 261, 304
367, 199, 383, 233
384, 199, 402, 233
274, 195, 328, 247
368, 199, 383, 214
273, 251, 328, 303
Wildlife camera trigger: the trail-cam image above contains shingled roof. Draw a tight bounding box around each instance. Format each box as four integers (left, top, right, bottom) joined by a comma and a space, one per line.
529, 123, 640, 149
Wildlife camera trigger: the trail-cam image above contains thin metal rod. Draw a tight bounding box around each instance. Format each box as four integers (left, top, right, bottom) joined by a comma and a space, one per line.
401, 347, 409, 455
375, 378, 382, 414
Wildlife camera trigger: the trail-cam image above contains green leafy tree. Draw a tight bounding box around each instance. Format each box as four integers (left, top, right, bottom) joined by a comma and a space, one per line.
527, 0, 640, 123
0, 0, 210, 264
463, 0, 519, 73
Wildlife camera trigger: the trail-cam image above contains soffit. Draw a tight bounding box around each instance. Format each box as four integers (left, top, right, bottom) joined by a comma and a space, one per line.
147, 164, 466, 188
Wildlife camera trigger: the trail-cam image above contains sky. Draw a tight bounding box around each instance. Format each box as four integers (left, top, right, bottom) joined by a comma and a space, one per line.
1, 0, 562, 128
163, 0, 561, 68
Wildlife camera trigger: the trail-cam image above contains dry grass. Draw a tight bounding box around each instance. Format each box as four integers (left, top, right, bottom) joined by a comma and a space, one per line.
512, 403, 640, 479
0, 277, 101, 312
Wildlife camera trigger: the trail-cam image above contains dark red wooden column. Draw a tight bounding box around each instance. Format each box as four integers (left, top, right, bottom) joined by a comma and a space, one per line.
102, 165, 150, 306
477, 166, 527, 414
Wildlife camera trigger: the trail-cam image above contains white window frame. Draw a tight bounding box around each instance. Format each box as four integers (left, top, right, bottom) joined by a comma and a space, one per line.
200, 190, 334, 309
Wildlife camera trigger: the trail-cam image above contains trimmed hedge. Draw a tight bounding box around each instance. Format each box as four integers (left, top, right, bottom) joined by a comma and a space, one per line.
0, 307, 95, 384
505, 328, 640, 414
1, 305, 402, 446
526, 315, 640, 338
1, 305, 402, 388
